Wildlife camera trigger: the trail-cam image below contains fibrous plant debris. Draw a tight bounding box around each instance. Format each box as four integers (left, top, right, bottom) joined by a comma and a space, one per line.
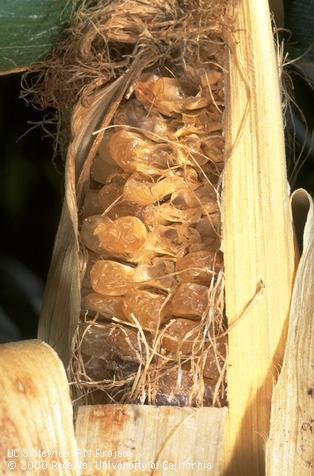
26, 0, 229, 407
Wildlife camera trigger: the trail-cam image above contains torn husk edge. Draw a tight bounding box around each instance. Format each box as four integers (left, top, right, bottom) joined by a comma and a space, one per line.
266, 190, 314, 475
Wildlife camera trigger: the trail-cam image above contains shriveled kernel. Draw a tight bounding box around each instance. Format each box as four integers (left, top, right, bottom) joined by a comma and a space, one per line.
98, 180, 124, 211
81, 215, 147, 258
176, 250, 223, 284
81, 323, 142, 362
90, 260, 134, 296
81, 190, 103, 218
123, 173, 180, 205
203, 339, 227, 382
109, 129, 153, 173
83, 292, 125, 320
102, 216, 147, 256
104, 325, 143, 361
104, 200, 146, 222
154, 367, 218, 407
143, 202, 202, 225
91, 134, 121, 184
135, 74, 211, 115
188, 236, 220, 253
178, 109, 222, 137
169, 283, 208, 319
110, 129, 179, 175
122, 289, 168, 332
196, 214, 221, 237
144, 224, 201, 258
114, 99, 171, 137
134, 257, 176, 290
81, 215, 112, 254
154, 369, 195, 406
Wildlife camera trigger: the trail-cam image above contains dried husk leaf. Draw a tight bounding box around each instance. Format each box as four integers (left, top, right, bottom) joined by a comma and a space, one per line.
266, 190, 314, 475
75, 404, 227, 475
0, 340, 78, 475
222, 0, 296, 473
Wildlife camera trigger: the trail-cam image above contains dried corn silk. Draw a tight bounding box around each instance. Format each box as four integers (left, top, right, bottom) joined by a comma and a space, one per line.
53, 0, 230, 407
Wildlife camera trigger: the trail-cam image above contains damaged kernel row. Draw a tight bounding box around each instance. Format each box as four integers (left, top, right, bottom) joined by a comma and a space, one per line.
74, 67, 227, 407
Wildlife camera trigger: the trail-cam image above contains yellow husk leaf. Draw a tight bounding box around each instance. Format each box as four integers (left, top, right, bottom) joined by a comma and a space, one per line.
223, 0, 296, 473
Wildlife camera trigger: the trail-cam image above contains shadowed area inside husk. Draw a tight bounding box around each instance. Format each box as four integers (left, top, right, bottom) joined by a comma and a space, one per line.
25, 0, 230, 407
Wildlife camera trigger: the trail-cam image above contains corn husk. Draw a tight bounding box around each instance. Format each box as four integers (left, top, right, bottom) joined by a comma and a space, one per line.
266, 190, 314, 475
0, 340, 226, 476
36, 0, 298, 473
75, 404, 227, 475
222, 0, 296, 473
0, 340, 78, 475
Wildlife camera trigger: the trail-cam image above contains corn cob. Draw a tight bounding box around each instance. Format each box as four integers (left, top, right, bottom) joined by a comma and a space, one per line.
75, 56, 227, 407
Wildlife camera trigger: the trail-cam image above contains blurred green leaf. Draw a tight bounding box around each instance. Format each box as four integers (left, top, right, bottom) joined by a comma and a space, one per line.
0, 0, 73, 71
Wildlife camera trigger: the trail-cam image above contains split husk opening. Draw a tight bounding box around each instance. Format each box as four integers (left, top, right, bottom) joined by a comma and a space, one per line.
25, 0, 232, 408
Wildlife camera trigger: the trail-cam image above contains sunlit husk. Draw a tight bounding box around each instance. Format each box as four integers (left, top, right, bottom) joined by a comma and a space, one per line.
266, 191, 314, 476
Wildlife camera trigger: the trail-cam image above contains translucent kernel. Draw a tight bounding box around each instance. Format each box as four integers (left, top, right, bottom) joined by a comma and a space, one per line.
109, 129, 179, 174
135, 74, 210, 115
81, 215, 112, 255
83, 293, 125, 320
90, 260, 134, 296
176, 250, 223, 284
169, 283, 208, 319
145, 224, 201, 258
104, 200, 146, 222
104, 216, 147, 255
81, 215, 147, 258
109, 129, 153, 173
114, 99, 171, 137
122, 289, 167, 332
143, 202, 202, 225
161, 318, 199, 355
91, 133, 121, 184
123, 173, 180, 205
